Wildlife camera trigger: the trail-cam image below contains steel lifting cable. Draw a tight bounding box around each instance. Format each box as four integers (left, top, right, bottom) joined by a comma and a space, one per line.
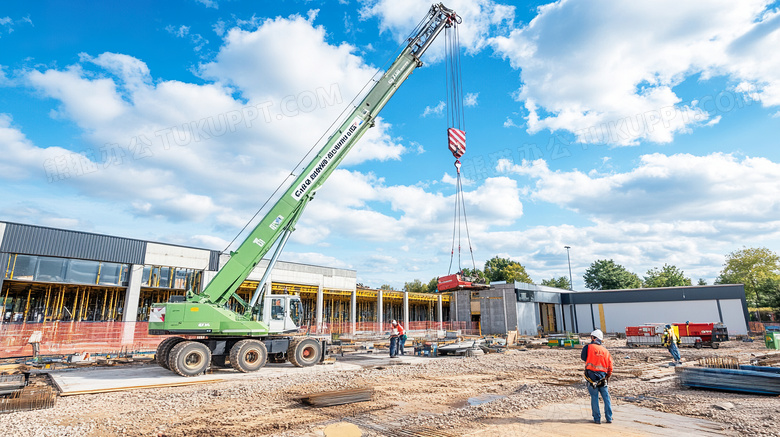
444, 18, 476, 275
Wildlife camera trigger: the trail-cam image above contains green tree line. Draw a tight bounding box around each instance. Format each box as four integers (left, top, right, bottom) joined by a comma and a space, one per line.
378, 248, 780, 314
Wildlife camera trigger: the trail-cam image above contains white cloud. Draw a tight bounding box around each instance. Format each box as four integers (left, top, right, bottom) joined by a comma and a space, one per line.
195, 0, 218, 9
165, 25, 209, 51
16, 14, 410, 232
0, 15, 33, 36
491, 0, 779, 146
504, 152, 780, 222
464, 92, 479, 107
359, 0, 515, 62
503, 117, 519, 128
421, 101, 446, 117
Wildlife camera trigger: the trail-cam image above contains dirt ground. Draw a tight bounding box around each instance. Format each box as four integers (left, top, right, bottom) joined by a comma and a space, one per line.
4, 338, 780, 437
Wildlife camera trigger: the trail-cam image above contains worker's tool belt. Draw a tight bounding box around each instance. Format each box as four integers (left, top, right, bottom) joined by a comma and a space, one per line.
584, 372, 607, 388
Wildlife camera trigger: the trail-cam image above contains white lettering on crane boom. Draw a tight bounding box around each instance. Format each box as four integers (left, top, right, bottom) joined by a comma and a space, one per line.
292, 117, 364, 201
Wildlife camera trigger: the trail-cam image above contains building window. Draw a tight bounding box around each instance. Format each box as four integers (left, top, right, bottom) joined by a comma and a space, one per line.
65, 259, 100, 284
34, 257, 67, 282
8, 255, 37, 280
99, 262, 127, 286
3, 254, 130, 287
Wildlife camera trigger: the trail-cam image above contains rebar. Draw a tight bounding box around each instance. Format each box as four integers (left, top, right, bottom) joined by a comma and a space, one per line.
0, 386, 57, 414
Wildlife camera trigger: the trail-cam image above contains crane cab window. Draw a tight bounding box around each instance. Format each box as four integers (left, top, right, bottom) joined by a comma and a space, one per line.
271, 298, 284, 320
290, 299, 302, 326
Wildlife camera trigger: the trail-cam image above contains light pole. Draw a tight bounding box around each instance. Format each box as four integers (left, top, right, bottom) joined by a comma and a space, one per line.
564, 246, 573, 291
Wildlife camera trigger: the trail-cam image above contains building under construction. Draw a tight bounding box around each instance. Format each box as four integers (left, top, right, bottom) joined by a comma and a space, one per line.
0, 221, 449, 333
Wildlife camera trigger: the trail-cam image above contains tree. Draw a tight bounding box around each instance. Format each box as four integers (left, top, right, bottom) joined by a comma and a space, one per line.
541, 276, 571, 290
583, 259, 641, 290
426, 277, 439, 293
483, 256, 533, 283
643, 264, 692, 288
379, 284, 395, 290
403, 279, 425, 293
697, 278, 707, 286
716, 247, 780, 309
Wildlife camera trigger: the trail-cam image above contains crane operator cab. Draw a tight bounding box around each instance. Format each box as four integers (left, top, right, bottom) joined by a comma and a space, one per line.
260, 294, 304, 333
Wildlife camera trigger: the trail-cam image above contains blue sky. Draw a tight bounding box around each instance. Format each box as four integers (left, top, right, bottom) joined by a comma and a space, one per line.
1, 0, 779, 290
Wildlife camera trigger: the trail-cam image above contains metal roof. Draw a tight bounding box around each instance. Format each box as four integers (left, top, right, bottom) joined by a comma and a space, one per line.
0, 221, 222, 269
1, 222, 147, 264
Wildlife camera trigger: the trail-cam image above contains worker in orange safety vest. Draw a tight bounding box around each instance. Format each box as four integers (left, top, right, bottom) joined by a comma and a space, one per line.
395, 321, 407, 355
580, 329, 613, 424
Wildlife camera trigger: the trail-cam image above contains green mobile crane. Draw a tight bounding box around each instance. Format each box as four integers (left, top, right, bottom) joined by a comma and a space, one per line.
149, 4, 460, 376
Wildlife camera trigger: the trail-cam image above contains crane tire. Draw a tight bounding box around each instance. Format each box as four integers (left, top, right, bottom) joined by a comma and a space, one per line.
712, 342, 720, 349
156, 337, 184, 370
168, 341, 211, 377
229, 339, 268, 373
288, 338, 321, 367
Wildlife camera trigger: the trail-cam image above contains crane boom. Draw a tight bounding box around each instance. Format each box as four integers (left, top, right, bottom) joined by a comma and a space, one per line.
198, 3, 459, 307
148, 6, 460, 377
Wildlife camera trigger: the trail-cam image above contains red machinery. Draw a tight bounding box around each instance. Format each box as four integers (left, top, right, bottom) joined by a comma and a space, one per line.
674, 322, 729, 348
437, 273, 489, 292
626, 322, 728, 349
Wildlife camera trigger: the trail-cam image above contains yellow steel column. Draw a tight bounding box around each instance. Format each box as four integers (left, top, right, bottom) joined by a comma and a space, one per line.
57, 287, 66, 320
107, 288, 115, 321
72, 286, 81, 321
82, 288, 91, 320
598, 303, 606, 333
23, 286, 33, 322
101, 288, 108, 321
2, 284, 10, 320
43, 285, 52, 323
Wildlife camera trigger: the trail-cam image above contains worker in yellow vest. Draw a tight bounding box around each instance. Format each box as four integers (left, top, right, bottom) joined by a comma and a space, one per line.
663, 324, 681, 364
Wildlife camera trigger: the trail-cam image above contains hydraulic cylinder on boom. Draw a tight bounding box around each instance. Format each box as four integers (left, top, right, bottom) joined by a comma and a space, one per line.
148, 3, 461, 376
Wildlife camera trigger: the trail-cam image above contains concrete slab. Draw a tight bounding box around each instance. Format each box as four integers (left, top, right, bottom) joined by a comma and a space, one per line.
470, 402, 732, 436
50, 361, 362, 395
49, 353, 433, 395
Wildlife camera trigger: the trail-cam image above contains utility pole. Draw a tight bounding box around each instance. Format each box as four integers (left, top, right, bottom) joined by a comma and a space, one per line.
564, 246, 573, 291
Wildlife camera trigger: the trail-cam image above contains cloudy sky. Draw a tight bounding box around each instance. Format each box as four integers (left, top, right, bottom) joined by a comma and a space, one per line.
1, 0, 779, 290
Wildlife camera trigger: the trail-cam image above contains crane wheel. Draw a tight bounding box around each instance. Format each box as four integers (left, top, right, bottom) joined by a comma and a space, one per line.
712, 342, 720, 349
288, 338, 321, 367
168, 341, 211, 377
156, 337, 184, 370
229, 339, 268, 373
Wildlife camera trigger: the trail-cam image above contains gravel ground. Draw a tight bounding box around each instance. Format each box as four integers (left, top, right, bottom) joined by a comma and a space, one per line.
3, 339, 779, 436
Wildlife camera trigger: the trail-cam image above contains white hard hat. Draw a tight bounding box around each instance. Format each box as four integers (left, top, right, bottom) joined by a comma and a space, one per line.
391, 320, 397, 325
590, 329, 604, 341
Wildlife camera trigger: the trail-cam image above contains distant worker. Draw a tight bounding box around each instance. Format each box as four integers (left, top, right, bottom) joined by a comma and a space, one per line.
581, 329, 613, 424
663, 324, 681, 364
389, 320, 400, 358
394, 320, 407, 356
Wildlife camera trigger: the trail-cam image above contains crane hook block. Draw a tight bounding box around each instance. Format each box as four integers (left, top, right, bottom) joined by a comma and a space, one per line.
448, 127, 465, 159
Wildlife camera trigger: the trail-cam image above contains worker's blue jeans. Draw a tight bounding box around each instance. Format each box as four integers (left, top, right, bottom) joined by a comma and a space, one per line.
389, 336, 399, 357
587, 383, 612, 423
668, 343, 681, 361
